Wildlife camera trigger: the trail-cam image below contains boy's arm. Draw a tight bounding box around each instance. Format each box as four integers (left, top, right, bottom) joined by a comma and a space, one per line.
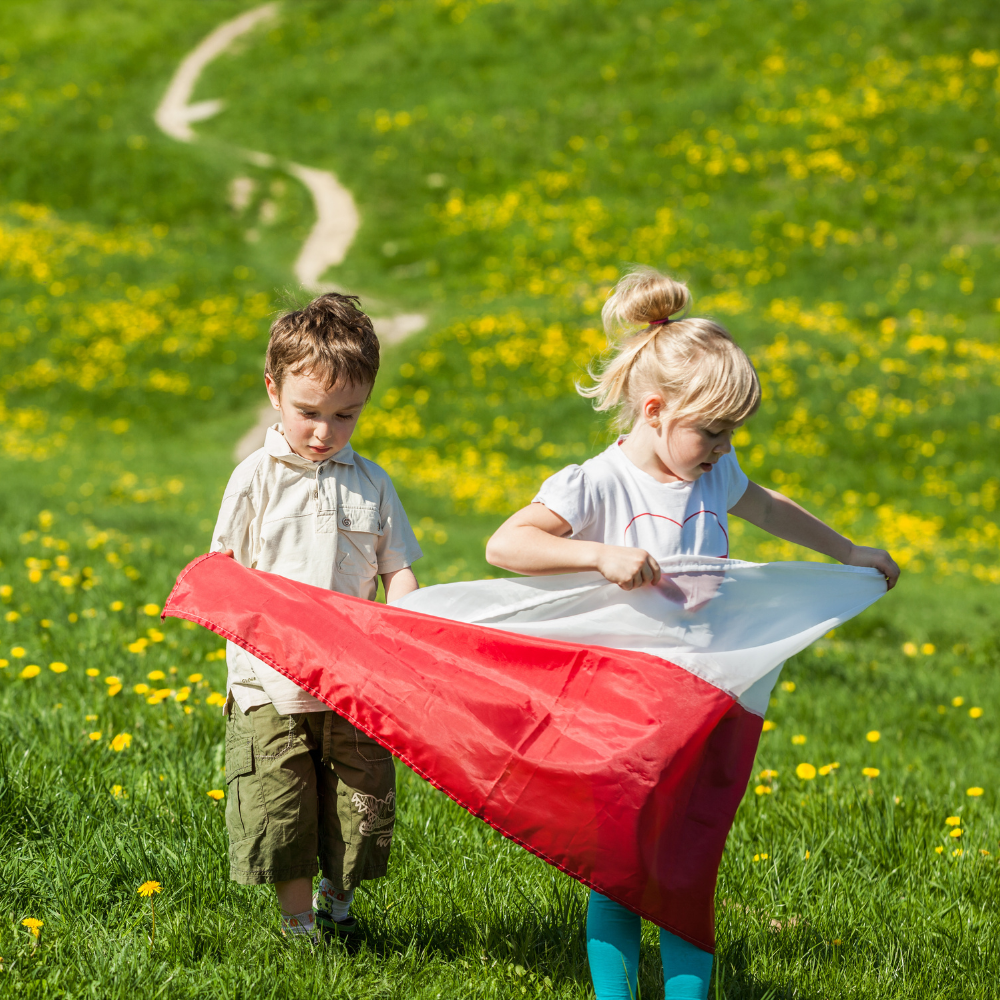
729, 481, 900, 589
383, 567, 419, 603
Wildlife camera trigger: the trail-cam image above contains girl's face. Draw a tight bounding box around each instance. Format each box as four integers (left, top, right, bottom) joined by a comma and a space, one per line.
265, 371, 371, 462
624, 393, 742, 483
659, 417, 739, 482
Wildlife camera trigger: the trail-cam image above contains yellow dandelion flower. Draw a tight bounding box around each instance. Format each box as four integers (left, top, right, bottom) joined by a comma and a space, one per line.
207, 789, 224, 801
143, 604, 161, 617
133, 683, 149, 694
968, 787, 984, 797
761, 720, 776, 731
137, 880, 162, 897
804, 850, 810, 860
88, 731, 102, 741
11, 647, 26, 658
206, 692, 226, 707
85, 714, 97, 721
110, 601, 124, 611
21, 918, 42, 938
902, 642, 918, 656
759, 769, 778, 779
104, 676, 120, 685
946, 816, 961, 826
866, 730, 880, 743
935, 846, 944, 854
780, 681, 796, 692
85, 668, 99, 677
754, 784, 771, 795
920, 643, 936, 655
791, 734, 806, 745
147, 670, 165, 681
107, 683, 122, 697
981, 850, 991, 857
49, 662, 68, 673
950, 828, 963, 838
175, 687, 191, 703
128, 638, 149, 654
862, 767, 880, 778
952, 696, 965, 707
969, 707, 983, 719
18, 663, 41, 679
5, 612, 20, 622
187, 673, 203, 683
111, 784, 125, 798
796, 763, 817, 780
953, 848, 963, 857
147, 628, 164, 643
0, 659, 7, 668
110, 732, 132, 752
818, 762, 840, 776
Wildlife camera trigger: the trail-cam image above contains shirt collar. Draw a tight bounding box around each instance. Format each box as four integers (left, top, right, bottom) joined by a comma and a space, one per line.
264, 424, 355, 469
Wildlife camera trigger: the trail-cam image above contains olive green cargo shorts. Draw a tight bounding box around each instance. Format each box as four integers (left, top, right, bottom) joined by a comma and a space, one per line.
224, 703, 396, 889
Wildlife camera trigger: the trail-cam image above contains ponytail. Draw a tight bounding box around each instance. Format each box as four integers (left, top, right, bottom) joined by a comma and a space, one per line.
578, 266, 760, 430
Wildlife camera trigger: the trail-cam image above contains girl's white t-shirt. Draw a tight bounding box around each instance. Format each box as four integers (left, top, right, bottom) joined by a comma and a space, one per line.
533, 439, 749, 560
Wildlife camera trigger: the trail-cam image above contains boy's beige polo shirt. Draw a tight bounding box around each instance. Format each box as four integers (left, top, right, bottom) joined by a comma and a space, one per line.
211, 425, 422, 714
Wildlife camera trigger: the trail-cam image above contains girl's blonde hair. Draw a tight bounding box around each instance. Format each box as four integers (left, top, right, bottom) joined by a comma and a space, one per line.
578, 266, 760, 430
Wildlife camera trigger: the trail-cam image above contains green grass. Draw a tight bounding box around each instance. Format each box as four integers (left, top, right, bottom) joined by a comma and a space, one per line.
1, 0, 1000, 995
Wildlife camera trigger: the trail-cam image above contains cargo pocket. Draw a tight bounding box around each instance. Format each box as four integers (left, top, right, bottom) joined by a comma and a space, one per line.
353, 726, 393, 763
225, 735, 267, 844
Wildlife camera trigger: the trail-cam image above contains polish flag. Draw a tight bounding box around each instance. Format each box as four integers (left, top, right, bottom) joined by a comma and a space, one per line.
163, 553, 884, 951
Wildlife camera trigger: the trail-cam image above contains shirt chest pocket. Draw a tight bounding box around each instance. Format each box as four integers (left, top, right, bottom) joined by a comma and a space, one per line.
335, 504, 381, 574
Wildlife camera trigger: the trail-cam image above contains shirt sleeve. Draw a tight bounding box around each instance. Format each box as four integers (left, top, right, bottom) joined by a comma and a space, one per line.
210, 461, 258, 568
723, 451, 750, 510
532, 464, 596, 536
375, 475, 423, 575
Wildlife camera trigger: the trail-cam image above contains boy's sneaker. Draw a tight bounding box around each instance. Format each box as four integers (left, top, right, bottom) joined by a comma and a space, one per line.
315, 911, 359, 936
313, 879, 358, 935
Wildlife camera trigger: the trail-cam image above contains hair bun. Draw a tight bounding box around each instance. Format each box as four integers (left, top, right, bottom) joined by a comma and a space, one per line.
602, 265, 691, 335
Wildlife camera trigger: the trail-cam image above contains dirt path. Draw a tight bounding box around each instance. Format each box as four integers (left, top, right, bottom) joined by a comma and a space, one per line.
155, 3, 428, 461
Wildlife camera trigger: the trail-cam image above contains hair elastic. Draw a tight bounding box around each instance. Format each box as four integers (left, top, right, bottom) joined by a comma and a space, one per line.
649, 317, 674, 326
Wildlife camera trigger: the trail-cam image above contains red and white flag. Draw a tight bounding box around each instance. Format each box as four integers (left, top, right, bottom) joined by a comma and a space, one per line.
164, 553, 884, 951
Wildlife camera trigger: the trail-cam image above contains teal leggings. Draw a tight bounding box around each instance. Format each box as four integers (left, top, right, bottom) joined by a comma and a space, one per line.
586, 891, 713, 999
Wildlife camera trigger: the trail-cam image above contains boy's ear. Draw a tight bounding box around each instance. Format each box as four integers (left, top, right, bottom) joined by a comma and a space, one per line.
264, 373, 281, 409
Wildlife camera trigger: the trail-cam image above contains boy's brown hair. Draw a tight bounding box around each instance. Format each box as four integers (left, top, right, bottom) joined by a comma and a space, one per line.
265, 293, 379, 395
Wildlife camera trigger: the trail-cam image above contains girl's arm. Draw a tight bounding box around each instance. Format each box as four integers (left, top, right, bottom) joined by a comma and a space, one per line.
486, 504, 661, 590
729, 481, 900, 589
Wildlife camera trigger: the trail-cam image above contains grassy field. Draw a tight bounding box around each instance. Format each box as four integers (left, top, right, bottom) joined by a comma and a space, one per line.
1, 0, 1000, 996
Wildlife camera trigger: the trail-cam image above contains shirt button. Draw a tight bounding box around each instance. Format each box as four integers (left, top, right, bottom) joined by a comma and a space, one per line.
342, 517, 351, 527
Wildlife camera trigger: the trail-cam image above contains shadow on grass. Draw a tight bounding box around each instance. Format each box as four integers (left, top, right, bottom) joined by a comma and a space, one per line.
334, 888, 592, 988
713, 936, 805, 1000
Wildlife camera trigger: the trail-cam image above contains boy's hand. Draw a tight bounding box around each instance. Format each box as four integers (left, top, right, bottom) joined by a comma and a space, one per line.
595, 544, 661, 590
220, 549, 234, 558
844, 544, 900, 590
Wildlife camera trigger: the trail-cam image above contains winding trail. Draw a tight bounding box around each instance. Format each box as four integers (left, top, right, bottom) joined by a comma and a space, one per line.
154, 2, 428, 460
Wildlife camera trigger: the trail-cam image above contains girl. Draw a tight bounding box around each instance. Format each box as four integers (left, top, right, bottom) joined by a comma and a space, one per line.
485, 267, 899, 1000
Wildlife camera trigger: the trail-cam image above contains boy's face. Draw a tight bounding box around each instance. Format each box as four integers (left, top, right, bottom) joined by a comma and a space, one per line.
265, 371, 372, 462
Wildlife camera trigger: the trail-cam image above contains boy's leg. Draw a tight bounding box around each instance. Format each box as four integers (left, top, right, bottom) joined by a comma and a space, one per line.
586, 890, 641, 1000
311, 711, 395, 924
224, 703, 321, 933
659, 929, 713, 999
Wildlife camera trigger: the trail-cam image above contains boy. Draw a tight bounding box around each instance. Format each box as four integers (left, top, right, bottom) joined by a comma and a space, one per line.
211, 293, 422, 939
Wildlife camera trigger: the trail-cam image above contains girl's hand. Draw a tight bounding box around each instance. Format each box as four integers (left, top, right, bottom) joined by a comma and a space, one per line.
595, 544, 662, 590
844, 544, 900, 590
